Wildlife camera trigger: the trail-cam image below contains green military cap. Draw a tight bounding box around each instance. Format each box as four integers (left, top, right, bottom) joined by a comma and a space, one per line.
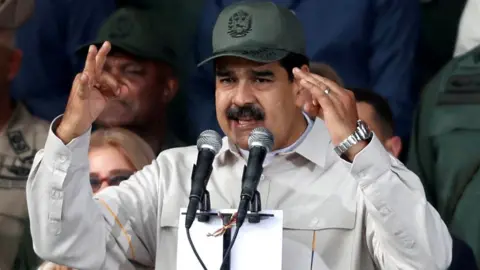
198, 1, 306, 66
78, 7, 177, 67
0, 0, 34, 29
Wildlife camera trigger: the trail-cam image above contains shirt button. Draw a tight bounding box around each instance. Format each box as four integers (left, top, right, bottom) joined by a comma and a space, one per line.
51, 190, 63, 200
58, 155, 67, 163
260, 174, 265, 181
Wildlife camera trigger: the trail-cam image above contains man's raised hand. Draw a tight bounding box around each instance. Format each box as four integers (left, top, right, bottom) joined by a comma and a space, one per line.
57, 41, 123, 143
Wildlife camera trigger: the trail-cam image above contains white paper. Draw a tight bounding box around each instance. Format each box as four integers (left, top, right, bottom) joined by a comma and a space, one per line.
177, 211, 224, 270
177, 209, 283, 270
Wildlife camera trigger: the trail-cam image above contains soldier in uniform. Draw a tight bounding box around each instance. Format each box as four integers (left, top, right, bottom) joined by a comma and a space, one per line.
0, 0, 50, 269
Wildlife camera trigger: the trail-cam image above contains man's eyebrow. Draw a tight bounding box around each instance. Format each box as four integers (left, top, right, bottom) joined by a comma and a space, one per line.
250, 70, 275, 77
215, 68, 233, 77
109, 169, 134, 175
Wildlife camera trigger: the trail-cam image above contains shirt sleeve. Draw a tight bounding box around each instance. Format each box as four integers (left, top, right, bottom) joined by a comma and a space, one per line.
347, 135, 452, 269
454, 0, 480, 57
369, 0, 420, 139
26, 116, 159, 269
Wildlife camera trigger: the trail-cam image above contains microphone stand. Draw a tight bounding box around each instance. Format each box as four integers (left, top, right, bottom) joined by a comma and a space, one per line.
247, 191, 262, 223
197, 190, 211, 223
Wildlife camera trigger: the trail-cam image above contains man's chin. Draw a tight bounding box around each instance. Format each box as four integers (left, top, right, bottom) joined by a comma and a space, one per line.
95, 115, 133, 128
229, 119, 264, 149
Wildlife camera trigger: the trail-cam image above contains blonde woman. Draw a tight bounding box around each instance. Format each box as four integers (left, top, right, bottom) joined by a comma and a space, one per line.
38, 127, 155, 270
88, 127, 156, 193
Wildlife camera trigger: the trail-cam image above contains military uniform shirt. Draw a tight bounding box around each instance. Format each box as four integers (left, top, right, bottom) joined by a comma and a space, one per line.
0, 103, 49, 270
26, 116, 452, 270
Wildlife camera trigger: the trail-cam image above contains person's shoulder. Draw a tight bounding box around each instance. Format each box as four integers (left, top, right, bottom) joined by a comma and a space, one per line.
30, 116, 50, 132
157, 145, 198, 163
29, 115, 50, 144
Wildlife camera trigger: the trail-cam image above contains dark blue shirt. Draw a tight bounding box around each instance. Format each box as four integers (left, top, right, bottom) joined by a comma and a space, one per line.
12, 0, 116, 121
182, 0, 420, 143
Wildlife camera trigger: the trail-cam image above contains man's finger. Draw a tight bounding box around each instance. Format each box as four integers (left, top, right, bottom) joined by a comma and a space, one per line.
83, 45, 98, 77
293, 67, 324, 86
303, 102, 320, 118
95, 41, 111, 77
295, 87, 312, 107
76, 73, 90, 99
98, 72, 120, 97
309, 73, 349, 99
299, 79, 335, 115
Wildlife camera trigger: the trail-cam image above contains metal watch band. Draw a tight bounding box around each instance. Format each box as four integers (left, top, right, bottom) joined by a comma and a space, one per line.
334, 120, 372, 156
334, 133, 360, 156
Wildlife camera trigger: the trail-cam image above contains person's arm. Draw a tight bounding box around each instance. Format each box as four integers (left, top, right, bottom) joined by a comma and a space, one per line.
26, 117, 158, 269
454, 0, 480, 57
369, 0, 420, 139
406, 68, 445, 209
347, 135, 452, 269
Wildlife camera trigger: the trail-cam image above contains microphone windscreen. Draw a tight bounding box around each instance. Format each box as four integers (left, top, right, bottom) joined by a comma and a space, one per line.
248, 127, 274, 152
196, 130, 223, 154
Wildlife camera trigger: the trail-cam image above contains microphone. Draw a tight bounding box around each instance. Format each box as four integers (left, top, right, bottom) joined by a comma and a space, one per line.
236, 127, 274, 228
185, 130, 223, 229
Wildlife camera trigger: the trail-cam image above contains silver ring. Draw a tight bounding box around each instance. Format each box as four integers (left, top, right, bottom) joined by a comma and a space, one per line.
324, 88, 331, 95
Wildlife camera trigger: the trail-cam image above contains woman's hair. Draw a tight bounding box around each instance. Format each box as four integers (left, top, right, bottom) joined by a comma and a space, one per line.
89, 127, 156, 170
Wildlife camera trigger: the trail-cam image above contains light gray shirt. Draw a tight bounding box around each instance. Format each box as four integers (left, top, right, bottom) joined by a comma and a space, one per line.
26, 117, 452, 270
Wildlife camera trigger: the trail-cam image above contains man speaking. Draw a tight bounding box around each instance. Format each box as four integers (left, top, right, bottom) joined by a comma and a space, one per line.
27, 2, 452, 269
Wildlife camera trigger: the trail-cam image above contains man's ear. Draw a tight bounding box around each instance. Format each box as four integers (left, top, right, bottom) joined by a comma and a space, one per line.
8, 49, 22, 81
162, 76, 179, 103
384, 136, 402, 158
300, 64, 309, 73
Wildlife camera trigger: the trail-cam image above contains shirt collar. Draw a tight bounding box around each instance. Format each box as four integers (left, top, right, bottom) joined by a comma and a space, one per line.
218, 113, 332, 168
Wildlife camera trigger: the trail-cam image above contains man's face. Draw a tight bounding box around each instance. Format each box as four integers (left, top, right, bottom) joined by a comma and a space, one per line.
0, 45, 21, 94
96, 52, 177, 129
356, 101, 402, 157
215, 57, 304, 150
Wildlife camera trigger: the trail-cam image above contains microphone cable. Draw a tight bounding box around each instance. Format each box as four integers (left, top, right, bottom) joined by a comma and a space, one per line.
219, 224, 241, 269
187, 228, 208, 270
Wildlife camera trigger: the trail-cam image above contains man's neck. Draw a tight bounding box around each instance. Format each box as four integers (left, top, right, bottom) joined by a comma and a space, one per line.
125, 119, 168, 155
276, 112, 309, 151
0, 96, 13, 131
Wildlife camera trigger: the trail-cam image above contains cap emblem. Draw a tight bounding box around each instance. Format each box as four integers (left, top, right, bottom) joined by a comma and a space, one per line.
109, 14, 134, 39
227, 10, 252, 38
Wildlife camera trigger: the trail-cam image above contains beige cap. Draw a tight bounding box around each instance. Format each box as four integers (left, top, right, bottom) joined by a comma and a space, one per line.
0, 0, 34, 29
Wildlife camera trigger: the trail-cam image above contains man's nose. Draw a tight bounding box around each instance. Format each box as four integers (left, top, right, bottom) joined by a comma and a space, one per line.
232, 81, 256, 106
97, 181, 110, 193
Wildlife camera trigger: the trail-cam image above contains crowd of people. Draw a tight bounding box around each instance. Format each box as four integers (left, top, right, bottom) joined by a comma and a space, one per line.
0, 0, 479, 269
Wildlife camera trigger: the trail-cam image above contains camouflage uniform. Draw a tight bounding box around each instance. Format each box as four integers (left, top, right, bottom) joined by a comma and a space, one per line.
0, 104, 49, 269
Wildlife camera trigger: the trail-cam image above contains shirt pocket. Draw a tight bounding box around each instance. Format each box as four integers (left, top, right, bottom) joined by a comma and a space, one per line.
282, 194, 357, 270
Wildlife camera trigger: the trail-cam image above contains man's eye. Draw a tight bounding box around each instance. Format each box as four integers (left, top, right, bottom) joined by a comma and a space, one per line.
255, 78, 272, 83
220, 78, 235, 84
124, 67, 144, 74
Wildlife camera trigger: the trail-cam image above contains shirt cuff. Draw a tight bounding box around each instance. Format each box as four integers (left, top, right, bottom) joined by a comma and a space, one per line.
43, 115, 91, 181
342, 134, 392, 187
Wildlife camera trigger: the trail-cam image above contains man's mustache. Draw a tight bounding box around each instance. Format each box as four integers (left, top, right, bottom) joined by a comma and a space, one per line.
226, 104, 265, 121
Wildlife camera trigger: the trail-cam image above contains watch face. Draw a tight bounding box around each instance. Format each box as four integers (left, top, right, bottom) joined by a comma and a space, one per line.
356, 120, 373, 139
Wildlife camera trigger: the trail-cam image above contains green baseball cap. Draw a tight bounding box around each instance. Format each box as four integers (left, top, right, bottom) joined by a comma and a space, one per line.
77, 8, 177, 67
198, 1, 306, 67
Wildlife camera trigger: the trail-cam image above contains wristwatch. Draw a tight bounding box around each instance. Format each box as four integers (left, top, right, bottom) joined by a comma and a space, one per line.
334, 120, 373, 156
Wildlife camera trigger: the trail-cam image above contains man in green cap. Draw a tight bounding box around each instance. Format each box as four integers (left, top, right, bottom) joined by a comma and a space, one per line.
26, 2, 451, 269
0, 0, 50, 269
79, 7, 183, 154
